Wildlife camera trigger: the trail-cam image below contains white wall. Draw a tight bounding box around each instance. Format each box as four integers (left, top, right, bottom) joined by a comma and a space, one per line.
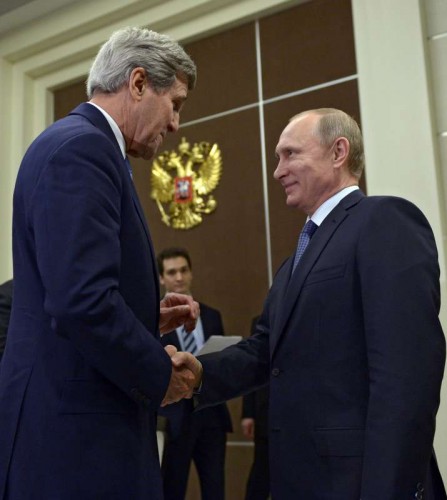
1, 0, 446, 482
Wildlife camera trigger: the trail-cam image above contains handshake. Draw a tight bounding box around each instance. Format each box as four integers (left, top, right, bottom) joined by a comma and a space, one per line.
161, 345, 203, 406
159, 291, 203, 407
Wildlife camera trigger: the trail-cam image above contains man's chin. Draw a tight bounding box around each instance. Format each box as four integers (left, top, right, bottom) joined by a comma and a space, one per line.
285, 195, 299, 208
142, 141, 161, 161
143, 148, 157, 161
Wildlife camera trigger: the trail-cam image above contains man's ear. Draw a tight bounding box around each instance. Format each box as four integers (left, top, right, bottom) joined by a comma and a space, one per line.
129, 67, 147, 100
159, 274, 165, 287
332, 137, 350, 168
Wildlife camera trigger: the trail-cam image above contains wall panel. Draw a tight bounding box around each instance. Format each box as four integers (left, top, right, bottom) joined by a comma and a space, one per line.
260, 0, 356, 99
180, 23, 258, 123
53, 77, 86, 120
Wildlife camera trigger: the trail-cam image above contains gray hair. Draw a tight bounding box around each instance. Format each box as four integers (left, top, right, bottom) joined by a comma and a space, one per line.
86, 26, 196, 98
291, 108, 365, 179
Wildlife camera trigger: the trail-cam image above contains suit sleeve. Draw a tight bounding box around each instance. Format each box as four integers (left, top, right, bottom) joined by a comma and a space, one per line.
198, 309, 270, 407
30, 133, 171, 409
358, 198, 446, 498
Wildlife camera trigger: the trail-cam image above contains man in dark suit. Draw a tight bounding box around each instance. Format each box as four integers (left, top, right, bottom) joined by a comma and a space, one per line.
176, 108, 447, 499
157, 247, 232, 500
0, 280, 13, 363
241, 316, 270, 500
0, 27, 201, 500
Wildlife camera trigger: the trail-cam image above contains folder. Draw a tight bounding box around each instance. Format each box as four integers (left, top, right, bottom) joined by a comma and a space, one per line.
198, 335, 242, 355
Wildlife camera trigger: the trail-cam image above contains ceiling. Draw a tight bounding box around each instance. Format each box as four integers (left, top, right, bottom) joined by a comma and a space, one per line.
0, 0, 83, 36
0, 0, 35, 16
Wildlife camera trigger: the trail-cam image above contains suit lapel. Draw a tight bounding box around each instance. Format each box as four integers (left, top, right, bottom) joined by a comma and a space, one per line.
271, 190, 364, 356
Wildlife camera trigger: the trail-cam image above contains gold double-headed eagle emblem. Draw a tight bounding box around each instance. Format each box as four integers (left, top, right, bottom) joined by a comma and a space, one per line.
150, 137, 222, 229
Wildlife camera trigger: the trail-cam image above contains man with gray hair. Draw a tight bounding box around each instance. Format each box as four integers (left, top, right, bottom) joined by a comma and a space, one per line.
0, 27, 199, 499
175, 108, 447, 499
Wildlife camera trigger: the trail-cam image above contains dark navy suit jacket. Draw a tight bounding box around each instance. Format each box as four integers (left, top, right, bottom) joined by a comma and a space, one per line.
159, 302, 232, 438
198, 191, 446, 499
0, 103, 172, 500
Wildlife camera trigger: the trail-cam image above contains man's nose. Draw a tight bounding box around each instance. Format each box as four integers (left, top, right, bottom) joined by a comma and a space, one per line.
168, 113, 180, 133
273, 161, 284, 180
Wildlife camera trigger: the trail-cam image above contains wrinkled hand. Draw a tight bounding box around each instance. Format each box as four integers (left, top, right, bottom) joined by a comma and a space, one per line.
241, 418, 255, 439
159, 292, 200, 335
161, 345, 203, 406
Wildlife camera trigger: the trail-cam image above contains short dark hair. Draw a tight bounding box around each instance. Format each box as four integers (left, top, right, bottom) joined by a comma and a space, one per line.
157, 247, 192, 275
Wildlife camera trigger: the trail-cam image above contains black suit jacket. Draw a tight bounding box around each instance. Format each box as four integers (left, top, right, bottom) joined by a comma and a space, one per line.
160, 302, 232, 439
198, 191, 446, 499
0, 280, 13, 361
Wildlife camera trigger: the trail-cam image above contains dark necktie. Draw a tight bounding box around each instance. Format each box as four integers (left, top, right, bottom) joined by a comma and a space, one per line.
292, 219, 318, 273
125, 157, 133, 179
181, 326, 198, 355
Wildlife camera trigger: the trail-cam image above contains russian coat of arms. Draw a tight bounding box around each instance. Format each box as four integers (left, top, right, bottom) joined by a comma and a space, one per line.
150, 137, 223, 229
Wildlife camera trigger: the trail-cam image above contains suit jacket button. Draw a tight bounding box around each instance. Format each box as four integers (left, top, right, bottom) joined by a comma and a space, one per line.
416, 482, 424, 492
271, 368, 280, 377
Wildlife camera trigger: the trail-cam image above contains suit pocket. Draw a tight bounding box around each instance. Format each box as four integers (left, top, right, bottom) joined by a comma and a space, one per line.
305, 264, 346, 286
313, 427, 364, 457
58, 379, 136, 415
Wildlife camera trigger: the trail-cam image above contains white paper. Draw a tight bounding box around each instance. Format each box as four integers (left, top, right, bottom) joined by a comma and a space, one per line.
198, 335, 242, 355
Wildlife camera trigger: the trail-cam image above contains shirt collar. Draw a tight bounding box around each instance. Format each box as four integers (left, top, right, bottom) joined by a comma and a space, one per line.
310, 185, 359, 226
87, 102, 126, 159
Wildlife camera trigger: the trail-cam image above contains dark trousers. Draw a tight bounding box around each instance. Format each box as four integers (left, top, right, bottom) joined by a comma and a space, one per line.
162, 420, 226, 500
245, 437, 270, 500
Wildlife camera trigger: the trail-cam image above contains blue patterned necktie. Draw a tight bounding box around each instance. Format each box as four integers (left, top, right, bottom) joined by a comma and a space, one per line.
292, 219, 318, 273
125, 157, 133, 179
181, 326, 198, 355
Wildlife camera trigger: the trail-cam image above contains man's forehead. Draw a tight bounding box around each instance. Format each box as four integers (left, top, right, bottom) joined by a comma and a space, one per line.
276, 114, 317, 148
289, 112, 318, 131
163, 256, 189, 268
276, 120, 303, 150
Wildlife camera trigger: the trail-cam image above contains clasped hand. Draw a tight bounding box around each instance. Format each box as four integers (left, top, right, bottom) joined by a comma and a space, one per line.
161, 345, 203, 406
159, 292, 200, 335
